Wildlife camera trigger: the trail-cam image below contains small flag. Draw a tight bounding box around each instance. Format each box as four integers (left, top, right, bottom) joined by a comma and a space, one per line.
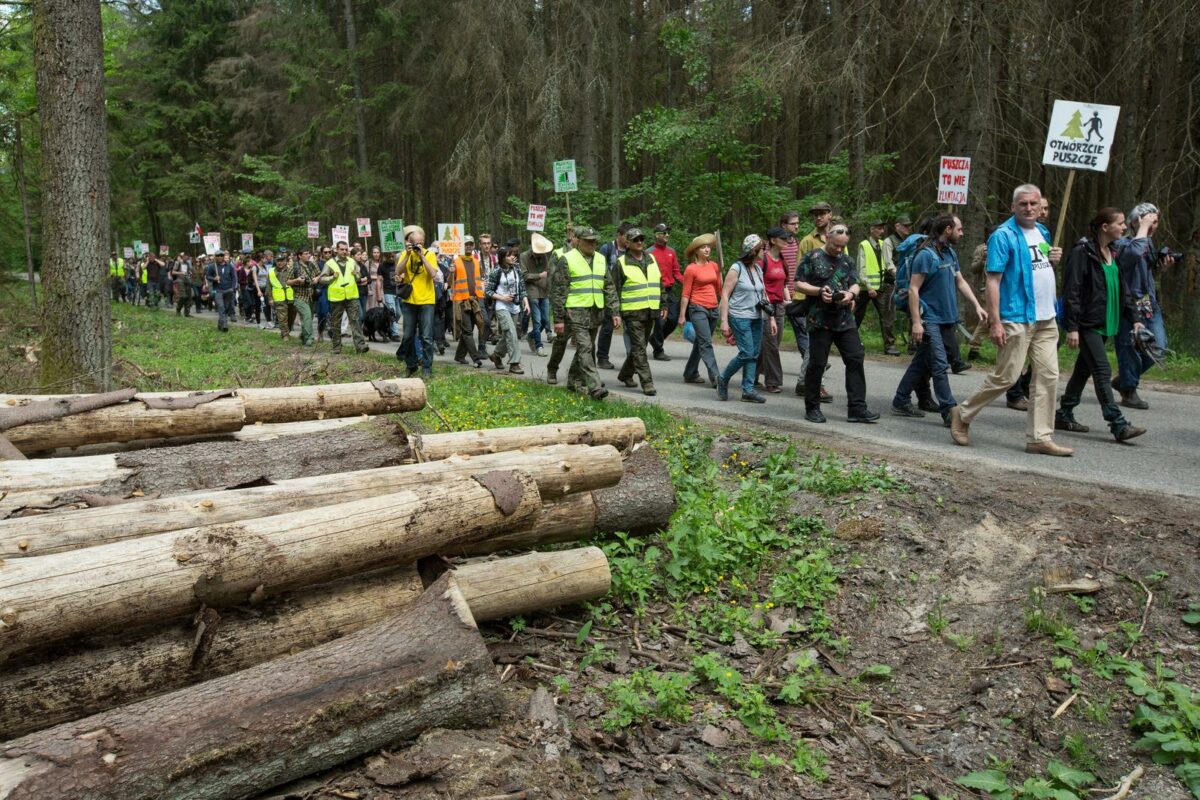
194, 222, 204, 238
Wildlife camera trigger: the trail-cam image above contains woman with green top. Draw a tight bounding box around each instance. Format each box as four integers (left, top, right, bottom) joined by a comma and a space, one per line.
1056, 207, 1146, 442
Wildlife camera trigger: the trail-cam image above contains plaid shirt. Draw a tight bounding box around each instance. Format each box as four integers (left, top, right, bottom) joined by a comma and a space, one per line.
283, 258, 322, 303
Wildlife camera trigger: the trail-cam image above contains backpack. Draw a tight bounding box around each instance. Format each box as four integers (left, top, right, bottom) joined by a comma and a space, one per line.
892, 234, 928, 313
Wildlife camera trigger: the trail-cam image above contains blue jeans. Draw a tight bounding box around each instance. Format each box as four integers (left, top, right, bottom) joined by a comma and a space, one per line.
1114, 303, 1166, 391
684, 305, 721, 382
399, 303, 434, 371
721, 317, 763, 394
894, 322, 955, 417
383, 293, 401, 337
526, 298, 551, 349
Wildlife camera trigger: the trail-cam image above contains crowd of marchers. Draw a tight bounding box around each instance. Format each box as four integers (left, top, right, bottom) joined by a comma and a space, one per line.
107, 184, 1177, 457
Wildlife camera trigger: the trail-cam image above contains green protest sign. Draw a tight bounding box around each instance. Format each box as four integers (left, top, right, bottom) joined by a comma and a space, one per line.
379, 218, 406, 253
553, 159, 577, 193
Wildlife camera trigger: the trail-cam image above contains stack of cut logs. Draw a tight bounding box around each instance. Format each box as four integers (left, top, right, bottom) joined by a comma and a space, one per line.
0, 379, 676, 799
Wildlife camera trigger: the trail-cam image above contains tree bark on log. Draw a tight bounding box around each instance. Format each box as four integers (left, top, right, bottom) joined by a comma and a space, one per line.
0, 547, 609, 740
0, 444, 623, 558
0, 573, 503, 800
0, 380, 424, 455
0, 417, 646, 517
0, 471, 540, 665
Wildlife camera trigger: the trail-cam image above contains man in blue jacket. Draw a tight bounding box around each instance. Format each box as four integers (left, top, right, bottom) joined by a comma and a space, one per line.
1113, 202, 1174, 409
950, 184, 1073, 457
205, 250, 238, 332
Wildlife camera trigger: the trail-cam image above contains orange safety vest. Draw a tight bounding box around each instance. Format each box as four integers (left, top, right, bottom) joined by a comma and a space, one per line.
452, 254, 485, 302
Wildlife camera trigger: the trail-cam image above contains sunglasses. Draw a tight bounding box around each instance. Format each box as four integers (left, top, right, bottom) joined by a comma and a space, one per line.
830, 228, 849, 236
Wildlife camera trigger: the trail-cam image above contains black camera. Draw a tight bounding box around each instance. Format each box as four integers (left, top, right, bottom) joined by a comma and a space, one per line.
1158, 246, 1183, 263
755, 300, 776, 316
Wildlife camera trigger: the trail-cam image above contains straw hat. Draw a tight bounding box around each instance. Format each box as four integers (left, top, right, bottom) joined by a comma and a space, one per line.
402, 224, 425, 241
685, 233, 717, 263
530, 233, 553, 255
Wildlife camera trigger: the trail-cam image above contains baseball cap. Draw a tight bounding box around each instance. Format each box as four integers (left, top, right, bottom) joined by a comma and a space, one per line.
626, 227, 645, 241
653, 223, 669, 233
575, 227, 599, 241
809, 201, 833, 213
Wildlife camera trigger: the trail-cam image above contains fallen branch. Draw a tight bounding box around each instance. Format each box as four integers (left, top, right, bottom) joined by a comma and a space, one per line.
1051, 692, 1078, 719
1096, 764, 1143, 800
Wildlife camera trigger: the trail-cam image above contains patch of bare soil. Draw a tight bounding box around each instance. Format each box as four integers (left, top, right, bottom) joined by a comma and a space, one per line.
257, 431, 1198, 800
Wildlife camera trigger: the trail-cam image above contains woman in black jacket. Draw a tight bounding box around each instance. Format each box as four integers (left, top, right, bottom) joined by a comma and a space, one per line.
1056, 208, 1146, 442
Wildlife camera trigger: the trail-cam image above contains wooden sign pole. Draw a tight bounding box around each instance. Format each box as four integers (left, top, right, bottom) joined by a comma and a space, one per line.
1052, 170, 1076, 249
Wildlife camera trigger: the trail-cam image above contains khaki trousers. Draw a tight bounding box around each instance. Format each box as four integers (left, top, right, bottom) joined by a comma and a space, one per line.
958, 319, 1059, 443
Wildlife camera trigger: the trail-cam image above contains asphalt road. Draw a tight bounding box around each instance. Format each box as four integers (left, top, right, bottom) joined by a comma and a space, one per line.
193, 306, 1200, 500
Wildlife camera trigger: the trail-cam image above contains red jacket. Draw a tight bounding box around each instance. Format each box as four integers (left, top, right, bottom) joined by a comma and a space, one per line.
649, 244, 684, 289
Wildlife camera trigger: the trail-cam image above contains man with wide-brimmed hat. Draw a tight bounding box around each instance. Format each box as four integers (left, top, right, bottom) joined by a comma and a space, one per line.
396, 224, 439, 377
521, 233, 556, 357
605, 227, 663, 396
856, 219, 899, 355
551, 226, 608, 399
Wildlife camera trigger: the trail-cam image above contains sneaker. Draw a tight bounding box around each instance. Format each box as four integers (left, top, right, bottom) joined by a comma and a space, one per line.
653, 352, 672, 362
917, 398, 940, 414
805, 408, 827, 423
1007, 396, 1029, 411
716, 377, 729, 401
684, 375, 707, 385
473, 359, 483, 369
891, 402, 925, 418
1055, 416, 1090, 433
1120, 390, 1149, 410
848, 411, 880, 423
454, 356, 469, 365
820, 386, 833, 403
949, 405, 969, 446
951, 361, 972, 374
598, 359, 616, 370
883, 347, 901, 356
1024, 440, 1074, 457
741, 391, 766, 404
546, 372, 558, 385
509, 363, 524, 374
1115, 425, 1147, 442
535, 348, 546, 358
765, 386, 782, 394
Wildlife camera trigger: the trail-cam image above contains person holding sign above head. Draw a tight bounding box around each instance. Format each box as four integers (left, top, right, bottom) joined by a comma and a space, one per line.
950, 184, 1072, 456
396, 225, 438, 378
319, 241, 370, 355
551, 226, 608, 400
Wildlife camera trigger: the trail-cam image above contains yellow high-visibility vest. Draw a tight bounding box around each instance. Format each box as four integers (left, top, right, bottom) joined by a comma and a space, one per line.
325, 257, 359, 302
109, 258, 124, 277
564, 249, 605, 309
859, 239, 883, 290
268, 267, 293, 302
617, 254, 661, 312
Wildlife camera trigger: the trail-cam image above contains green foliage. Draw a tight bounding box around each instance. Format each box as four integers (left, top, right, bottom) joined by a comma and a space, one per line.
602, 668, 694, 730
797, 453, 899, 496
793, 150, 909, 229
1183, 604, 1200, 627
956, 759, 1096, 799
1127, 662, 1200, 798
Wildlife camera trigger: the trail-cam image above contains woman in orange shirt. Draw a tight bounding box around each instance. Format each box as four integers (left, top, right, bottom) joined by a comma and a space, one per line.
678, 234, 723, 387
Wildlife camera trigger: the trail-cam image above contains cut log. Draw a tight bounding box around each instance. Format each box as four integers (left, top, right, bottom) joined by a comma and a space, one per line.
0, 417, 647, 517
0, 548, 609, 739
0, 380, 424, 455
454, 546, 611, 622
0, 444, 623, 557
0, 470, 540, 665
0, 573, 502, 800
0, 565, 424, 740
456, 444, 676, 554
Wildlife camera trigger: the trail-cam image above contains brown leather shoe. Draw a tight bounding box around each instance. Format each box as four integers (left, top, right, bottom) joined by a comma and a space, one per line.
1024, 440, 1074, 457
949, 405, 969, 446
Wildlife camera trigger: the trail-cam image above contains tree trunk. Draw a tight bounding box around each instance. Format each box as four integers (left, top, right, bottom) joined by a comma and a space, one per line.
0, 573, 503, 800
342, 0, 369, 175
453, 546, 610, 623
0, 471, 541, 665
12, 115, 37, 309
31, 0, 112, 393
413, 417, 646, 461
2, 444, 624, 557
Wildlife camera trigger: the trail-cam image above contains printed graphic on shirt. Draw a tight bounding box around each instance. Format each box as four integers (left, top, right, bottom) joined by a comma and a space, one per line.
1023, 227, 1057, 322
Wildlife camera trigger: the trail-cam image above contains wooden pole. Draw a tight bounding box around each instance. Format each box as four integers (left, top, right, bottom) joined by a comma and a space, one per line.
1053, 170, 1076, 249
565, 193, 572, 231
0, 574, 504, 800
0, 471, 542, 665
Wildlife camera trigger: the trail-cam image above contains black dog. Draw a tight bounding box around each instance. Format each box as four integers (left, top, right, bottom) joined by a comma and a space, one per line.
362, 306, 396, 342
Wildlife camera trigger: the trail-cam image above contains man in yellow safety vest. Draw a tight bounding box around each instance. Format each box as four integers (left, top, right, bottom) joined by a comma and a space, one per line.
318, 241, 369, 353
268, 256, 296, 338
604, 227, 663, 396
856, 220, 899, 355
550, 226, 607, 399
108, 251, 126, 303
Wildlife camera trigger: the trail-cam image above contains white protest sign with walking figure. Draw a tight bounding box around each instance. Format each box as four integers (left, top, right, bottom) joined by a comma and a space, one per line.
1042, 100, 1120, 173
436, 223, 464, 256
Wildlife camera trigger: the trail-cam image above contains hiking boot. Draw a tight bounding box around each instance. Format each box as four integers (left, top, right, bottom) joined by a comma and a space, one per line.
490, 353, 504, 370
1055, 416, 1090, 433
653, 352, 672, 362
588, 387, 609, 400
1007, 396, 1029, 411
509, 363, 524, 374
949, 406, 969, 446
1120, 390, 1149, 410
598, 359, 616, 370
917, 398, 940, 414
951, 361, 972, 374
546, 371, 558, 385
473, 359, 483, 369
741, 391, 766, 404
643, 388, 657, 397
1025, 440, 1074, 457
848, 410, 881, 423
805, 408, 827, 424
716, 377, 729, 401
621, 377, 638, 388
1115, 425, 1147, 442
891, 402, 925, 418
684, 375, 707, 385
454, 356, 469, 365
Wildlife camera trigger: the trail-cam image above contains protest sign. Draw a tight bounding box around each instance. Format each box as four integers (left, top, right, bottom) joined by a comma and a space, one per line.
937, 156, 971, 206
553, 159, 577, 193
379, 219, 405, 253
203, 233, 222, 256
526, 204, 547, 232
133, 240, 144, 256
306, 221, 320, 239
436, 223, 465, 257
189, 232, 201, 244
159, 245, 170, 256
123, 247, 134, 259
1042, 100, 1120, 173
332, 225, 350, 245
356, 217, 372, 238
241, 233, 254, 252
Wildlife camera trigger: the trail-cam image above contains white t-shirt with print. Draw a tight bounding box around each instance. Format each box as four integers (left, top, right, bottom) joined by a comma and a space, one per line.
1023, 226, 1056, 322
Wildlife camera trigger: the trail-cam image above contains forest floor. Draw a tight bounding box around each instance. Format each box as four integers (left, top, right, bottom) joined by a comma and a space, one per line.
2, 280, 1198, 800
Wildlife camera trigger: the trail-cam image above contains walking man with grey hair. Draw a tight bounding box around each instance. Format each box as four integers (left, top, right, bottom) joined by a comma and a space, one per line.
1113, 202, 1174, 409
949, 184, 1074, 456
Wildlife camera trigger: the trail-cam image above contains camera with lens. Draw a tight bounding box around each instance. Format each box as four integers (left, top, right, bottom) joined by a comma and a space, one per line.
755, 300, 776, 316
1157, 246, 1183, 263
